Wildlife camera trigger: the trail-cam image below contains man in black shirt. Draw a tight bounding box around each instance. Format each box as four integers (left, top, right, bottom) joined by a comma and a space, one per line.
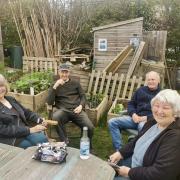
47, 64, 94, 146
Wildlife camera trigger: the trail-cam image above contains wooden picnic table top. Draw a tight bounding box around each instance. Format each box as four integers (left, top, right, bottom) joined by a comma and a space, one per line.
0, 143, 115, 180
0, 143, 23, 169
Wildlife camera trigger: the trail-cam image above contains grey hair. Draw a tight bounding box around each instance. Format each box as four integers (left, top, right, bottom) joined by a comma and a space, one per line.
151, 89, 180, 117
145, 71, 160, 83
0, 74, 9, 94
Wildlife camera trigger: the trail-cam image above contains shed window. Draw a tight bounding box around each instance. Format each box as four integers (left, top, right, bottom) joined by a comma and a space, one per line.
98, 39, 107, 51
130, 34, 140, 50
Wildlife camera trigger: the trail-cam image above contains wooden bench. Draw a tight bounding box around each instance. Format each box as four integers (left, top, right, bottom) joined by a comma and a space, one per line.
46, 105, 81, 140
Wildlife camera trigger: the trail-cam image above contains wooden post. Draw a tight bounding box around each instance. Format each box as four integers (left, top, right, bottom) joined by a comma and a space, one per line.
0, 22, 4, 66
30, 87, 35, 95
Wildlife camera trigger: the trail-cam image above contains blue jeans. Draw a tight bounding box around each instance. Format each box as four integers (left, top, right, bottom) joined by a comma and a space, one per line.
18, 132, 48, 149
108, 116, 145, 150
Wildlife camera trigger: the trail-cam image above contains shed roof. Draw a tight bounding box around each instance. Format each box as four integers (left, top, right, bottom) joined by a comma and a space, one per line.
92, 17, 143, 32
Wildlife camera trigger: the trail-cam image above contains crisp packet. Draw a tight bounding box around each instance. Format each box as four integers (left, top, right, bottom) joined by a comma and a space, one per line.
32, 142, 68, 164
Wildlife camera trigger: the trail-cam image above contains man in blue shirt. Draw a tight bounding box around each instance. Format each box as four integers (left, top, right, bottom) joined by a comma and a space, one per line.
108, 71, 161, 151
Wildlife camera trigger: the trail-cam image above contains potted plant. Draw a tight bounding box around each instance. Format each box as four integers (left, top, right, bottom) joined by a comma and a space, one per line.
107, 98, 129, 121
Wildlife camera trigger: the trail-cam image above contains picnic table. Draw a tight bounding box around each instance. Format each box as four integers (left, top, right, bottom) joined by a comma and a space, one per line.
0, 143, 115, 180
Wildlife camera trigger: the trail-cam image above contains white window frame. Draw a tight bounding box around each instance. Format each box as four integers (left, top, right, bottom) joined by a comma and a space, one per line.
98, 39, 107, 51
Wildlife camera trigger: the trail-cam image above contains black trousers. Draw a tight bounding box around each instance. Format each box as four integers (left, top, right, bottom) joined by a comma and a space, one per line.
52, 108, 94, 147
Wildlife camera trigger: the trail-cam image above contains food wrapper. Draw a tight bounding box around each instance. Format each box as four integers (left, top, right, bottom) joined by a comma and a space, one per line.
32, 142, 67, 164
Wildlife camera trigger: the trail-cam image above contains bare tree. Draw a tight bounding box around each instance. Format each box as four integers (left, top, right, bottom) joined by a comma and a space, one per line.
8, 0, 90, 57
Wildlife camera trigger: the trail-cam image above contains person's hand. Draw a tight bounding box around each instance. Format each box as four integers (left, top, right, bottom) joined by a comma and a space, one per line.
73, 105, 83, 114
109, 151, 123, 164
53, 79, 65, 89
139, 116, 147, 122
41, 118, 48, 127
116, 166, 130, 177
132, 113, 141, 123
30, 125, 47, 133
132, 114, 147, 123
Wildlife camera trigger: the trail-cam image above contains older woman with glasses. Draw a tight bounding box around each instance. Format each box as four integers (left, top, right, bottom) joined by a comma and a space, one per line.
109, 89, 180, 180
0, 74, 48, 149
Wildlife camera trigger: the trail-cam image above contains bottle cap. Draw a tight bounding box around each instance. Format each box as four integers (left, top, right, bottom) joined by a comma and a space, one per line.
83, 127, 88, 130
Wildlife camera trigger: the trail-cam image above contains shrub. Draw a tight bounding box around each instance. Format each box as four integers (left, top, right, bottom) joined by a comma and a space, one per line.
10, 71, 53, 94
86, 93, 104, 108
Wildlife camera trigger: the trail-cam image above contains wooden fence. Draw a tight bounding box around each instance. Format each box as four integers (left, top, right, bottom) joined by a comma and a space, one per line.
22, 57, 145, 101
87, 70, 145, 102
22, 56, 90, 91
143, 31, 167, 62
23, 56, 59, 74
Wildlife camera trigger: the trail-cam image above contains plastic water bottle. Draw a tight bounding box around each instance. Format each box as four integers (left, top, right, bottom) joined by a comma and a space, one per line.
80, 127, 90, 160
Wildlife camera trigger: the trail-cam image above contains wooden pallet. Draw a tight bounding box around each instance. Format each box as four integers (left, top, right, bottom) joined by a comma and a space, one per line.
103, 45, 133, 74
127, 41, 146, 77
23, 56, 59, 74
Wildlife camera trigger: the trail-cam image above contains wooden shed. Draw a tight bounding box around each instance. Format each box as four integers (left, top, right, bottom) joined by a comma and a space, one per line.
0, 22, 4, 65
92, 17, 143, 73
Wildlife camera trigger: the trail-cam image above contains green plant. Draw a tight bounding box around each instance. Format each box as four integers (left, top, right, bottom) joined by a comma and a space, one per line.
10, 71, 53, 94
112, 103, 124, 114
0, 63, 4, 72
86, 93, 104, 108
3, 70, 23, 83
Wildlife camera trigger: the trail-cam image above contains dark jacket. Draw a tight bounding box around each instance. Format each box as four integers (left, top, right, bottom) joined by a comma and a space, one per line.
119, 118, 180, 180
47, 78, 86, 110
0, 96, 41, 146
128, 86, 160, 119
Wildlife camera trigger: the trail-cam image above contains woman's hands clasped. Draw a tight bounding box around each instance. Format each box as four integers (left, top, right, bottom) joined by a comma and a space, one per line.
30, 118, 47, 133
109, 151, 130, 177
30, 124, 47, 133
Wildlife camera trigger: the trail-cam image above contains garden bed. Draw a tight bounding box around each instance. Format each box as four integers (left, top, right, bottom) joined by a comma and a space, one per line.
7, 71, 52, 111
8, 90, 48, 111
85, 94, 108, 126
107, 98, 129, 121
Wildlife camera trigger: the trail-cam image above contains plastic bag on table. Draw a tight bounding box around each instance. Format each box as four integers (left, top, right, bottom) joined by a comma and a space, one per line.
32, 142, 68, 164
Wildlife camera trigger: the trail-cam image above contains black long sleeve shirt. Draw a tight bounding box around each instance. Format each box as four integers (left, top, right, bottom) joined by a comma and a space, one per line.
47, 78, 86, 110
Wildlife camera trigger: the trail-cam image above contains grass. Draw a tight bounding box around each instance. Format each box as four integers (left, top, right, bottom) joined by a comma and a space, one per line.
60, 126, 114, 160
66, 122, 128, 160
92, 127, 114, 159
